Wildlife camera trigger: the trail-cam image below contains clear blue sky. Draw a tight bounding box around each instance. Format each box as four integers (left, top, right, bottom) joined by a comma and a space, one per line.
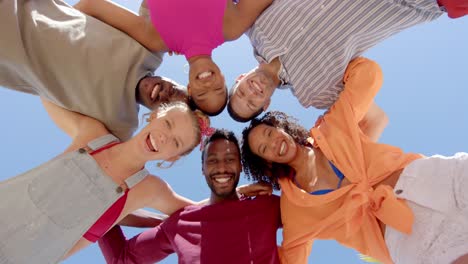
0, 1, 467, 263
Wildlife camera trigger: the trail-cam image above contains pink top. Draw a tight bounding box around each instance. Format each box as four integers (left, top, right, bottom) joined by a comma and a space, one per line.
147, 0, 226, 59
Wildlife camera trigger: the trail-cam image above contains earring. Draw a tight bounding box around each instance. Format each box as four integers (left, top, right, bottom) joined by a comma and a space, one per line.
156, 160, 174, 169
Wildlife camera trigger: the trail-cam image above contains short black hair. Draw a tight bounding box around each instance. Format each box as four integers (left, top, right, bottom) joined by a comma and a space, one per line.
189, 86, 228, 116
201, 129, 240, 163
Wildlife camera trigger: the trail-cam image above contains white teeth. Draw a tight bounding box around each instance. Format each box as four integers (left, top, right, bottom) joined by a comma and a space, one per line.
279, 141, 286, 156
251, 81, 262, 93
214, 177, 230, 183
198, 71, 212, 79
151, 84, 160, 100
150, 135, 159, 152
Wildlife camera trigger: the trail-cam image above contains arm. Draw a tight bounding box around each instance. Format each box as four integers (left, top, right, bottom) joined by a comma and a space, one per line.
237, 181, 273, 197
118, 209, 168, 228
341, 58, 383, 122
358, 102, 389, 142
144, 176, 195, 215
224, 0, 273, 40
41, 98, 108, 153
98, 225, 174, 264
74, 0, 162, 51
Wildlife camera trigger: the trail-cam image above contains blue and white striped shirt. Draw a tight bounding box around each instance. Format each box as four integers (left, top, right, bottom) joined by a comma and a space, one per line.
247, 0, 443, 109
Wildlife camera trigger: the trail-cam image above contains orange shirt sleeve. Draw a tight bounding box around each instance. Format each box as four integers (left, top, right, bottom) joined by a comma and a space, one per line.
340, 57, 383, 121
278, 240, 313, 264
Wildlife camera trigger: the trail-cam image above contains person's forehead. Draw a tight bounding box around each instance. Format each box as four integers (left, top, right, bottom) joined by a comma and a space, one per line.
206, 139, 238, 155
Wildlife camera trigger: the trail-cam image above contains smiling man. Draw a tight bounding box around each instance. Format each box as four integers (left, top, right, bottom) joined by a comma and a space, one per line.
98, 129, 282, 264
0, 0, 186, 141
227, 0, 467, 122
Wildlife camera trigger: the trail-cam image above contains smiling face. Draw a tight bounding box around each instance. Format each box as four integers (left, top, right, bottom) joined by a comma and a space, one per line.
247, 124, 298, 164
139, 106, 198, 161
202, 139, 241, 199
188, 57, 227, 114
228, 69, 276, 120
137, 76, 188, 110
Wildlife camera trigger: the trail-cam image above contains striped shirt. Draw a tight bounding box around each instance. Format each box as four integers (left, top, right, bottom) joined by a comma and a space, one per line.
247, 0, 443, 109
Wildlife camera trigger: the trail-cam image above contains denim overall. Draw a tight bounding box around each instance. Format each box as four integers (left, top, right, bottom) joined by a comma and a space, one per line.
0, 135, 148, 264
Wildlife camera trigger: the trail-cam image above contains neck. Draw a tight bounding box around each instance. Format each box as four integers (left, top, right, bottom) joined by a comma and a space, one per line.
286, 143, 312, 173
288, 146, 330, 191
258, 57, 282, 87
208, 192, 240, 205
99, 142, 148, 177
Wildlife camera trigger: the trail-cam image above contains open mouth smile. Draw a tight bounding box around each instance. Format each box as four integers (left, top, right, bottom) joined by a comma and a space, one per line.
146, 134, 159, 153
197, 71, 213, 80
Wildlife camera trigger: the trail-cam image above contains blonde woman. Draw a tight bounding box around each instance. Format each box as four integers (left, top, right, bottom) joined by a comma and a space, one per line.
0, 99, 208, 263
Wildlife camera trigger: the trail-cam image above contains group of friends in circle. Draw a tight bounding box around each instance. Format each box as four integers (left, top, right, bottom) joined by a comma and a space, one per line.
0, 0, 467, 263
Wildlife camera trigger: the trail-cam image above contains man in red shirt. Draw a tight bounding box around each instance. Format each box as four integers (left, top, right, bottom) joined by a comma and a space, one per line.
98, 129, 281, 264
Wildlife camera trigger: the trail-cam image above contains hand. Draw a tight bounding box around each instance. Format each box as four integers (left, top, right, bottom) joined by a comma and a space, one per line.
237, 182, 273, 197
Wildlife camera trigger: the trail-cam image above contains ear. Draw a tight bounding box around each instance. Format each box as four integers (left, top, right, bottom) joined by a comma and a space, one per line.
262, 98, 271, 111
186, 84, 192, 96
235, 73, 246, 83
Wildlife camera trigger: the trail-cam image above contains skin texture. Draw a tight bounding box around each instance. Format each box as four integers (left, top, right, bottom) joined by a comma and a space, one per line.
202, 139, 242, 204
248, 124, 298, 165
229, 59, 281, 120
136, 76, 188, 110
187, 55, 227, 114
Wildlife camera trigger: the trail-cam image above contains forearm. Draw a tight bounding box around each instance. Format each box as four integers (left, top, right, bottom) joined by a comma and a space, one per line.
118, 209, 168, 228
74, 0, 160, 51
98, 225, 173, 264
227, 0, 273, 40
359, 102, 389, 142
98, 226, 129, 264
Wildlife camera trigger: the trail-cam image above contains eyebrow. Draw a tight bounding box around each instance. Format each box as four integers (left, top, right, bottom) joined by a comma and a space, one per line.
171, 118, 185, 148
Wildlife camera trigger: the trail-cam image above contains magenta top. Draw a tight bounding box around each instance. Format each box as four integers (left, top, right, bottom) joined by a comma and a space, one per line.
147, 0, 226, 59
98, 195, 282, 264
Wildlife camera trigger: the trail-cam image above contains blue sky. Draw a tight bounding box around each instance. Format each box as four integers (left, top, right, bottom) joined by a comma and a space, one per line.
0, 1, 467, 263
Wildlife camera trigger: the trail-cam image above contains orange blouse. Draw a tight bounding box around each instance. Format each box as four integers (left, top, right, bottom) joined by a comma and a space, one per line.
278, 58, 422, 264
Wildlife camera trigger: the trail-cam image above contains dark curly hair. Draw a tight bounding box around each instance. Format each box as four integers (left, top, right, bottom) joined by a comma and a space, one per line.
241, 111, 311, 190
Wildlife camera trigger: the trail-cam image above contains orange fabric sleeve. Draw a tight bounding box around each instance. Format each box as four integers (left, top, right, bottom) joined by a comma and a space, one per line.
341, 57, 383, 121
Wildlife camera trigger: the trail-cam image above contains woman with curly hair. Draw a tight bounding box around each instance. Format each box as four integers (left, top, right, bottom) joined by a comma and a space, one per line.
241, 57, 468, 264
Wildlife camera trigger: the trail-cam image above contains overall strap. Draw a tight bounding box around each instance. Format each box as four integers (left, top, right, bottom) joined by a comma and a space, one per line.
87, 134, 120, 150
124, 168, 149, 189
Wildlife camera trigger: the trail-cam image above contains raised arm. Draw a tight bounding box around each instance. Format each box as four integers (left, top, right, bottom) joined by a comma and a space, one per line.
74, 0, 164, 51
358, 102, 389, 142
41, 98, 108, 153
134, 175, 195, 215
98, 225, 174, 264
224, 0, 273, 40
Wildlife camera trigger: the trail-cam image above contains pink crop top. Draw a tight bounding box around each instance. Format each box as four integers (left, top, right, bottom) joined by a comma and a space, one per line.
147, 0, 226, 59
83, 143, 128, 243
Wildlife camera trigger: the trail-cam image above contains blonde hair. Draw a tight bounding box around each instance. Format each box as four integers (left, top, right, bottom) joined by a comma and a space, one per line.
143, 101, 209, 158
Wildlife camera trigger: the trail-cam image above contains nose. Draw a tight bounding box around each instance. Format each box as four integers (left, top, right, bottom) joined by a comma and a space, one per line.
216, 160, 229, 173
